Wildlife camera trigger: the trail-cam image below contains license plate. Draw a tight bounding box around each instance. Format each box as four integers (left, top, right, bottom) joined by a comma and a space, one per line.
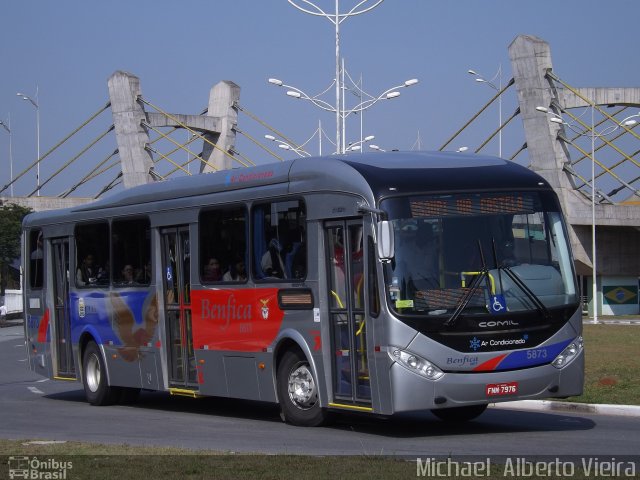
486, 382, 518, 396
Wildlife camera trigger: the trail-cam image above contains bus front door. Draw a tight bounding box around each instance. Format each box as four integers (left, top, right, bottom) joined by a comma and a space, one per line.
51, 238, 75, 378
326, 220, 371, 405
161, 227, 197, 388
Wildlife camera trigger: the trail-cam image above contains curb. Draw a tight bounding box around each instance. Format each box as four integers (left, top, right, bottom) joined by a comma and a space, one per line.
490, 400, 640, 417
0, 320, 23, 329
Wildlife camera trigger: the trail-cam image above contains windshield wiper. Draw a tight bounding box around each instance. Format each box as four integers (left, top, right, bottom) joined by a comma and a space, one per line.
491, 237, 551, 320
444, 240, 489, 328
500, 266, 552, 321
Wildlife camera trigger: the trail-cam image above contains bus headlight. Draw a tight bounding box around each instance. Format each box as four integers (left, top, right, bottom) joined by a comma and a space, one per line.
552, 336, 583, 369
390, 349, 444, 380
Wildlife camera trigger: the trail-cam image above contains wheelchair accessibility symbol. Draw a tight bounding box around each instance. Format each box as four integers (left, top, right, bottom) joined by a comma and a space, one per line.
490, 295, 507, 314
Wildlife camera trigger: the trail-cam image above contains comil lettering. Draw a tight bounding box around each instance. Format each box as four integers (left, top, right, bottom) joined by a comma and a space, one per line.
479, 320, 519, 328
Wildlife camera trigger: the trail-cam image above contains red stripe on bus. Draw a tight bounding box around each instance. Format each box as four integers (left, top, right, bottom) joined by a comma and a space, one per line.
37, 309, 50, 343
473, 353, 508, 372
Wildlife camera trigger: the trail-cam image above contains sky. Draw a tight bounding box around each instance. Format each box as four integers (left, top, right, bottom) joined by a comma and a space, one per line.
0, 0, 639, 198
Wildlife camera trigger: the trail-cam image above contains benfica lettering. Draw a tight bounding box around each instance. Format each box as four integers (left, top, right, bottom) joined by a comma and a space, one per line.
201, 295, 252, 330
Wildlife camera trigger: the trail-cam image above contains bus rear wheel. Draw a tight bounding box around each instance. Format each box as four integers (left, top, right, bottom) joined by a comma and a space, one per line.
431, 404, 488, 422
82, 341, 121, 406
277, 350, 328, 427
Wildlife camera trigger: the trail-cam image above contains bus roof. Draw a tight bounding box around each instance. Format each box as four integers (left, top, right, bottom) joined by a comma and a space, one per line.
23, 151, 550, 227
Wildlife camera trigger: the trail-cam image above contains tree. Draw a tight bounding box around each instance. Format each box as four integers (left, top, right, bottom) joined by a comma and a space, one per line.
0, 203, 32, 296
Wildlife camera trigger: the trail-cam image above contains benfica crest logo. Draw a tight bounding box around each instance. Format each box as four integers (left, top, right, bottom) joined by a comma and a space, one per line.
260, 298, 271, 320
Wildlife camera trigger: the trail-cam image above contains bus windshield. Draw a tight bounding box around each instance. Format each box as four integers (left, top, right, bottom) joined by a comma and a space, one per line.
380, 191, 579, 318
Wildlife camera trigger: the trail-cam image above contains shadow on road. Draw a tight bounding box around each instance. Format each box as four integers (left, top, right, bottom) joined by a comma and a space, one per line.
331, 408, 596, 438
44, 388, 596, 438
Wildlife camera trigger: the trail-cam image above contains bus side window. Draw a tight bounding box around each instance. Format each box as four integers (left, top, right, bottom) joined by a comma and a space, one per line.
112, 218, 151, 286
75, 222, 109, 288
199, 206, 247, 284
29, 230, 44, 289
252, 200, 306, 281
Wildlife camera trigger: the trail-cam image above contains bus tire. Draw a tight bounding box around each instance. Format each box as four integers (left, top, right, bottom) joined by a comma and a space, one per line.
82, 341, 121, 406
431, 404, 488, 422
277, 349, 327, 427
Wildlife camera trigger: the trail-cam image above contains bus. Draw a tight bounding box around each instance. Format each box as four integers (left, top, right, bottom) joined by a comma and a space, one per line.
22, 151, 583, 426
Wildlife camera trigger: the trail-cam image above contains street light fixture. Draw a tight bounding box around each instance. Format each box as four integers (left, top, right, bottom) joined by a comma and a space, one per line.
369, 144, 386, 152
0, 115, 13, 196
269, 73, 416, 153
264, 134, 310, 157
536, 105, 640, 324
346, 134, 375, 152
16, 87, 40, 196
468, 65, 502, 157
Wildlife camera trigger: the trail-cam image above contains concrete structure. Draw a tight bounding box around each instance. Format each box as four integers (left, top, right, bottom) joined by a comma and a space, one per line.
108, 71, 240, 186
509, 35, 640, 315
0, 196, 93, 211
107, 72, 155, 188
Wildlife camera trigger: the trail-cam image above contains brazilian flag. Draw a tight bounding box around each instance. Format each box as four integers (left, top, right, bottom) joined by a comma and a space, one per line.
603, 286, 638, 305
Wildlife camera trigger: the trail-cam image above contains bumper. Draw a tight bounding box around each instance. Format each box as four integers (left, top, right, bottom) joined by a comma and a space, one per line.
389, 350, 584, 413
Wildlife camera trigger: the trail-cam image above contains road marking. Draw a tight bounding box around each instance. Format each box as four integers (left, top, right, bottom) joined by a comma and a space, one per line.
28, 386, 44, 395
18, 359, 27, 362
36, 378, 50, 383
23, 441, 67, 446
15, 344, 24, 348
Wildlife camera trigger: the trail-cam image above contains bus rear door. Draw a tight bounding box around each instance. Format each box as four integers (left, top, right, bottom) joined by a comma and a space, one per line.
51, 238, 75, 378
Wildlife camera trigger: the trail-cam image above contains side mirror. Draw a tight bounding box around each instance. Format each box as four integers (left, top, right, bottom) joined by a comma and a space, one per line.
377, 220, 395, 260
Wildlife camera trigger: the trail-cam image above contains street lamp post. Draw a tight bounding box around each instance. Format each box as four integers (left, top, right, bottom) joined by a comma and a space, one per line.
286, 0, 385, 154
17, 87, 40, 196
536, 105, 640, 324
468, 65, 502, 157
272, 0, 417, 154
0, 115, 13, 196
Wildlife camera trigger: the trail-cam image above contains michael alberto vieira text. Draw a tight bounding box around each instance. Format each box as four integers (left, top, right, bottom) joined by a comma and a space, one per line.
416, 457, 637, 477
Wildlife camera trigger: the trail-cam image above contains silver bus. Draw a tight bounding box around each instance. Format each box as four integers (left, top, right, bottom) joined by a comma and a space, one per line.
22, 152, 583, 426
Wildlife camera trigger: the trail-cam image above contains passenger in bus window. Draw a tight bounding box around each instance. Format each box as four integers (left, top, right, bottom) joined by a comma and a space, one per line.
136, 262, 152, 284
31, 234, 43, 260
202, 258, 223, 282
261, 238, 286, 279
223, 257, 247, 282
121, 264, 136, 285
76, 254, 100, 286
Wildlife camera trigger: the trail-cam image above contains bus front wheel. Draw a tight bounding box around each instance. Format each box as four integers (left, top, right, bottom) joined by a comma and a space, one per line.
277, 350, 327, 427
82, 341, 121, 406
431, 404, 488, 422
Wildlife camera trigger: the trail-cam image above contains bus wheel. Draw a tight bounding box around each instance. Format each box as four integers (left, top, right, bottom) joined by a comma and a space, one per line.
431, 404, 488, 422
277, 350, 327, 427
82, 341, 120, 406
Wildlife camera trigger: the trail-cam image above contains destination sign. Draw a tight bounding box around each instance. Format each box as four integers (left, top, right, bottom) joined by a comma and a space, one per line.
410, 193, 535, 218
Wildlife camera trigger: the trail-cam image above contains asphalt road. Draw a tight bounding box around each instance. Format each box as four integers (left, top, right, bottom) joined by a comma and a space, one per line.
1, 325, 639, 457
